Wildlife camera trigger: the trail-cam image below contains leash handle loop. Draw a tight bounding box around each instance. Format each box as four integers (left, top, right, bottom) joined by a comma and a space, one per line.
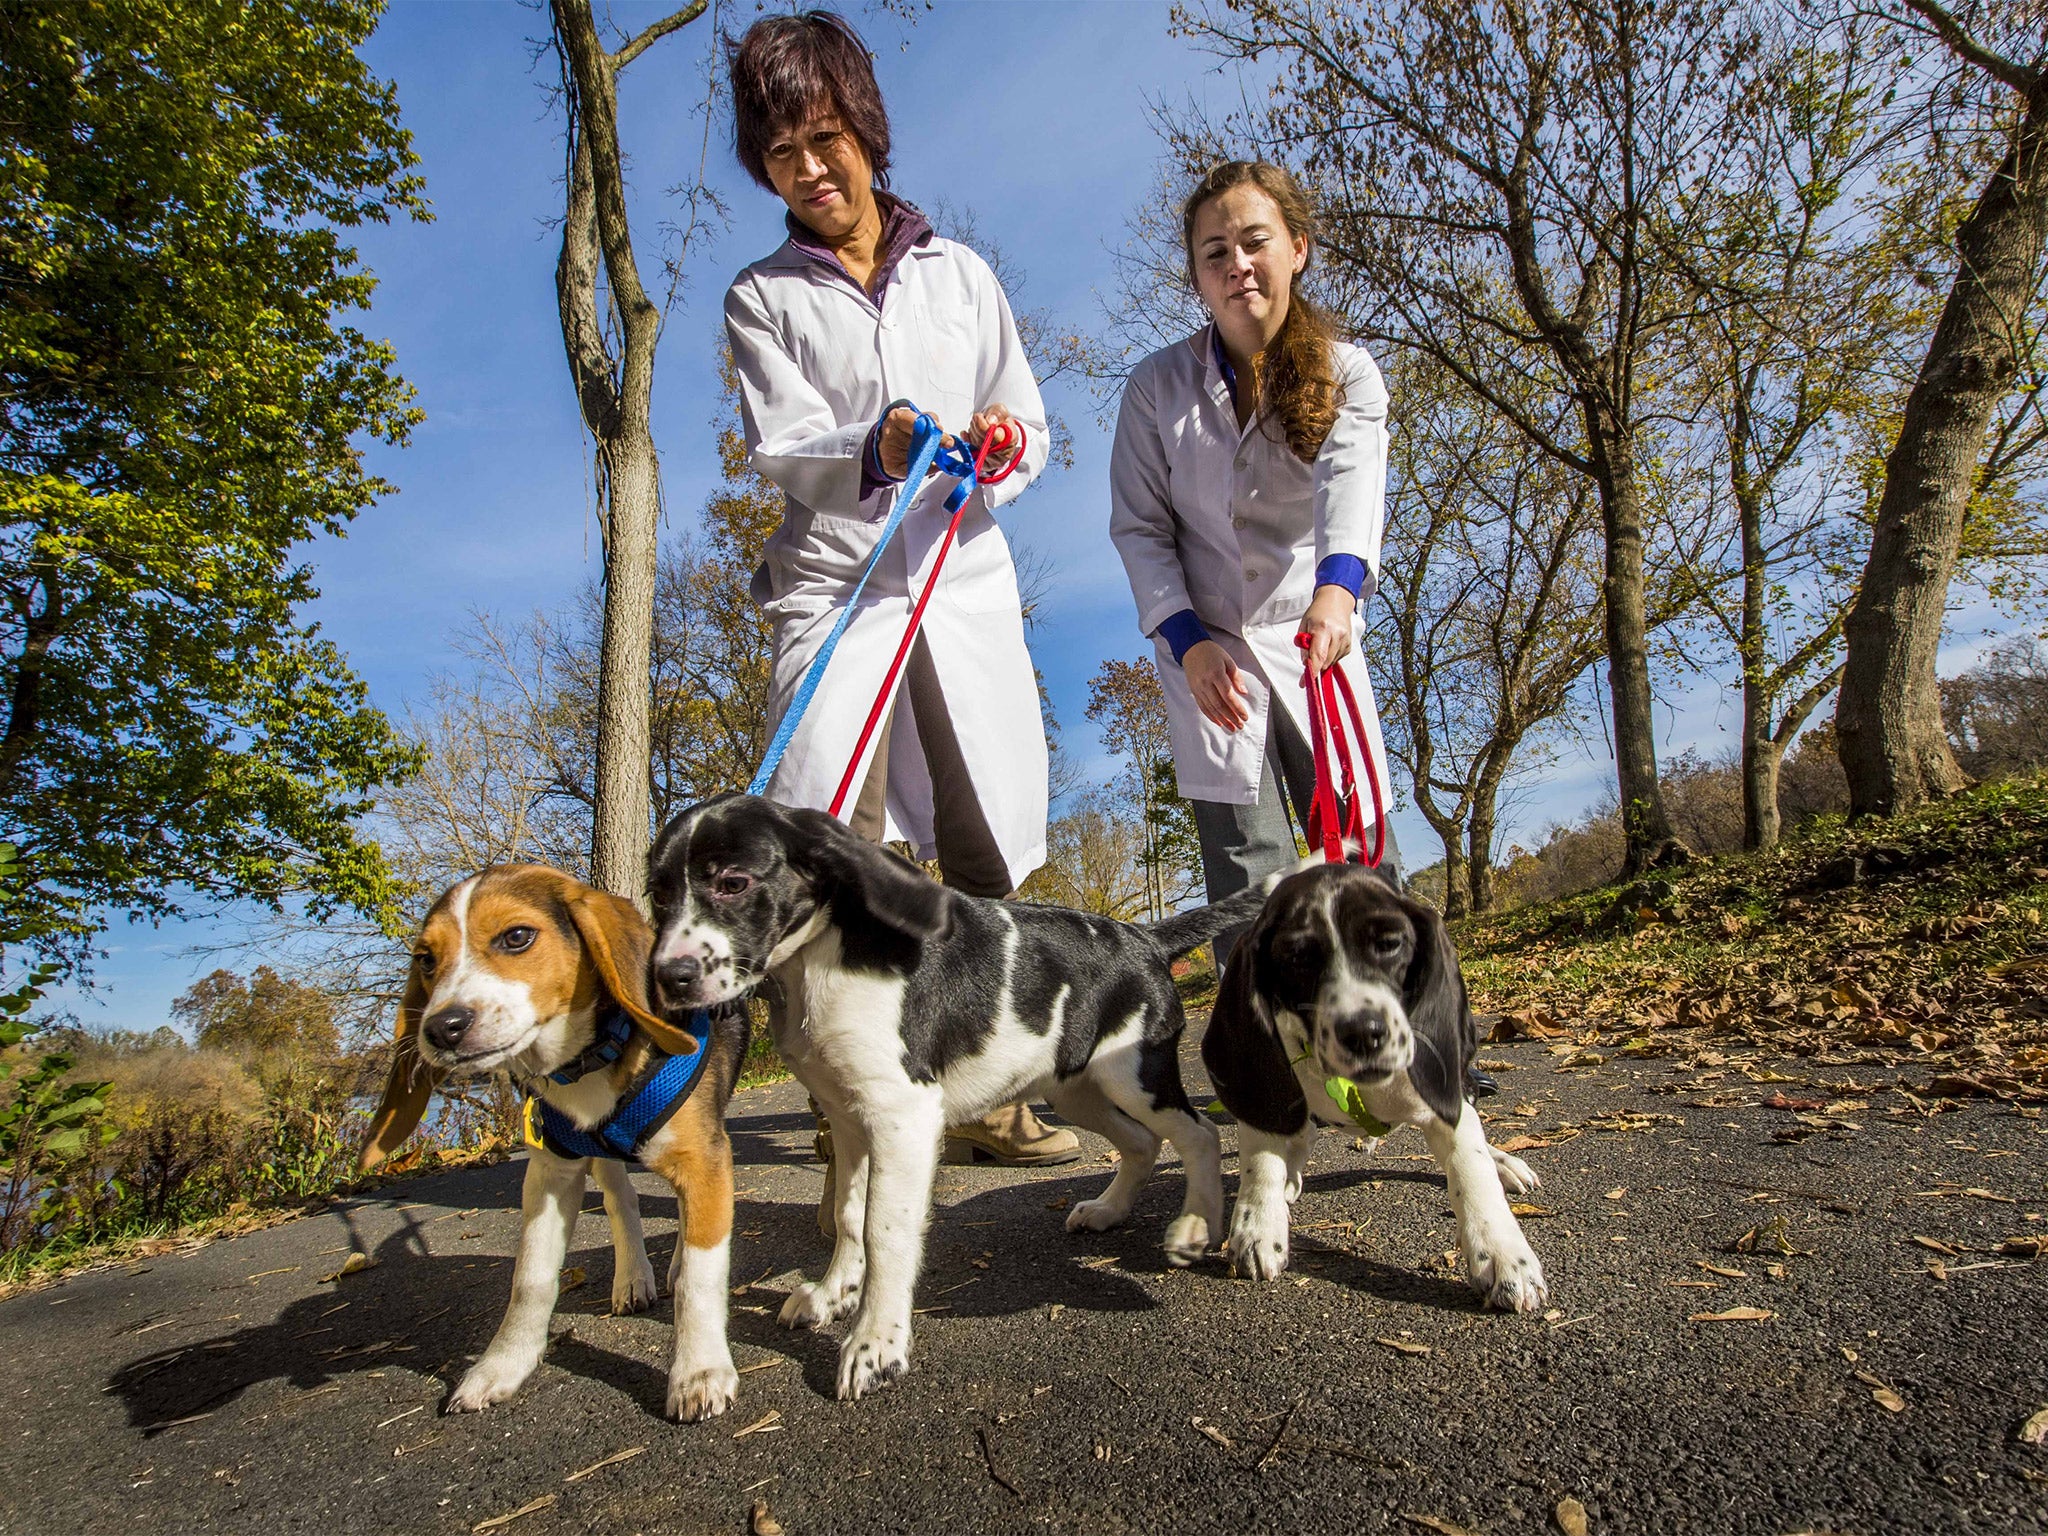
1295, 634, 1386, 868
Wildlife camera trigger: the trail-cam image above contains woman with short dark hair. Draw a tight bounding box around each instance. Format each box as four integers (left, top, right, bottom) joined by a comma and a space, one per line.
722, 10, 1077, 1176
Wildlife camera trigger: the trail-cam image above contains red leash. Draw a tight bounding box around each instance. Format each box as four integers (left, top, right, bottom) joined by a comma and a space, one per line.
827, 421, 1026, 818
1296, 633, 1386, 867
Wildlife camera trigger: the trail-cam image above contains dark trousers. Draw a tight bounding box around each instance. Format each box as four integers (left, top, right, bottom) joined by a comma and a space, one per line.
848, 632, 1011, 898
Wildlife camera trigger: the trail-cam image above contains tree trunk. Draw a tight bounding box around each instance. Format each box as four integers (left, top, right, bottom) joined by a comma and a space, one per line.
1584, 417, 1678, 873
1467, 751, 1509, 915
589, 427, 662, 893
1440, 834, 1470, 921
1734, 467, 1780, 853
1837, 41, 2048, 819
549, 0, 703, 898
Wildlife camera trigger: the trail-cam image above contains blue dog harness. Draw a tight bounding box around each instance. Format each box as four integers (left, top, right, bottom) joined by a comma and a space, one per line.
521, 1004, 714, 1163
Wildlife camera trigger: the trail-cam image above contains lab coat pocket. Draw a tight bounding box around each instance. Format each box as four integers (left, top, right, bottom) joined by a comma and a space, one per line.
914, 303, 980, 430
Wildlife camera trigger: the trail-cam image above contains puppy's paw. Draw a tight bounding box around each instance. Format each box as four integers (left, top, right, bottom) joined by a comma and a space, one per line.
1490, 1146, 1541, 1195
836, 1320, 911, 1402
1463, 1227, 1549, 1314
1064, 1196, 1129, 1233
613, 1256, 660, 1315
1226, 1197, 1290, 1280
778, 1275, 860, 1330
445, 1354, 533, 1414
1162, 1213, 1211, 1267
667, 1361, 739, 1423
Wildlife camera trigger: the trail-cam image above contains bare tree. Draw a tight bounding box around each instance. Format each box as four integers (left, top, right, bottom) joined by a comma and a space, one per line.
1085, 659, 1201, 920
1674, 13, 1929, 849
1370, 367, 1608, 917
548, 0, 712, 898
1835, 0, 2048, 817
1170, 0, 1760, 874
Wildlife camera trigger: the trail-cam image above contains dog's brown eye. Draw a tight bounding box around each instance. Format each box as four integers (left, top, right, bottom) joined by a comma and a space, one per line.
495, 926, 538, 954
712, 871, 754, 898
413, 949, 435, 973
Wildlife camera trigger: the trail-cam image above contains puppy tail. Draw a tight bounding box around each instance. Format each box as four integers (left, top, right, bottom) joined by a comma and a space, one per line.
1140, 868, 1289, 960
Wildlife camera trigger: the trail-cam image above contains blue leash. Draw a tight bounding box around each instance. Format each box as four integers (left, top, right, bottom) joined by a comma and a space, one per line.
747, 411, 981, 797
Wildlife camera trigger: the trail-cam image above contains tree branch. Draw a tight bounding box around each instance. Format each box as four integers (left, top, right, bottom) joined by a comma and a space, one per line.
613, 0, 708, 70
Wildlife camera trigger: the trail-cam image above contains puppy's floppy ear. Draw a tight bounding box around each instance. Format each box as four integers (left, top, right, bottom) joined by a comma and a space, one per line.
358, 961, 439, 1174
1399, 896, 1472, 1128
1203, 911, 1311, 1138
565, 886, 702, 1058
783, 805, 952, 944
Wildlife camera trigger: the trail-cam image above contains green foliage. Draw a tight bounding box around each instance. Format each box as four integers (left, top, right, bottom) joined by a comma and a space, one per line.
0, 842, 111, 1254
171, 966, 341, 1061
0, 0, 429, 963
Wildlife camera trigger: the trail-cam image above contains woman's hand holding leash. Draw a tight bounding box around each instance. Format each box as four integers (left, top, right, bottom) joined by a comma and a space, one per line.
879, 402, 1024, 480
1184, 640, 1252, 733
1298, 583, 1356, 675
969, 403, 1023, 475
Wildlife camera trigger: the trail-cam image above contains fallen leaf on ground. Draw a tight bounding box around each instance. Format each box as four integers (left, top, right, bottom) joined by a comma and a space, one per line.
1605, 1187, 1628, 1200
733, 1410, 783, 1439
1401, 1515, 1481, 1536
473, 1495, 555, 1533
749, 1500, 785, 1536
1191, 1417, 1236, 1450
1511, 1203, 1556, 1218
1853, 1373, 1907, 1413
563, 1446, 644, 1482
1377, 1337, 1431, 1356
2019, 1406, 2048, 1446
1999, 1235, 2047, 1258
1497, 1132, 1577, 1152
1697, 1261, 1746, 1278
1555, 1496, 1589, 1536
558, 1266, 585, 1292
1689, 1307, 1775, 1323
1761, 1091, 1827, 1111
1911, 1235, 1962, 1256
319, 1253, 377, 1283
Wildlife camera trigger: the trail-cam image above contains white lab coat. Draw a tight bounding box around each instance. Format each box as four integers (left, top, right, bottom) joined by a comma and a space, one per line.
724, 234, 1051, 889
1109, 327, 1392, 807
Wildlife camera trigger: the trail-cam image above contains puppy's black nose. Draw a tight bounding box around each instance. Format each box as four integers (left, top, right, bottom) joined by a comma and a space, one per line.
658, 955, 703, 990
423, 1005, 474, 1053
1339, 1016, 1388, 1056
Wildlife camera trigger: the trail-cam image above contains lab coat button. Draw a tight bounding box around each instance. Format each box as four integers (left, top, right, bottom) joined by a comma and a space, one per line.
1244, 567, 1258, 581
1232, 515, 1247, 529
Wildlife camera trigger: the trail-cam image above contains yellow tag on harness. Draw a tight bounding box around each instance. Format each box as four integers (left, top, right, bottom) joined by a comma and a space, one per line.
521, 1095, 546, 1153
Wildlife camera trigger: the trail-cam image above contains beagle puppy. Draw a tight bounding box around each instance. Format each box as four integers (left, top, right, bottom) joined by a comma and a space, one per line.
643, 793, 1283, 1402
1202, 861, 1549, 1312
359, 864, 752, 1422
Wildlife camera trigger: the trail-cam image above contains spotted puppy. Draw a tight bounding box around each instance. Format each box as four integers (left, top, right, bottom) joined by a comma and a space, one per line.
359, 864, 753, 1421
645, 792, 1276, 1401
1202, 860, 1549, 1312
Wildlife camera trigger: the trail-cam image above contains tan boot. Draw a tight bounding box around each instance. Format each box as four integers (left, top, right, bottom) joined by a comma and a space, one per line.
942, 1102, 1082, 1166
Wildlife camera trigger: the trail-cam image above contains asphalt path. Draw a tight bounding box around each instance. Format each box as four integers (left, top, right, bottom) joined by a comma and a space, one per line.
3, 1033, 2044, 1536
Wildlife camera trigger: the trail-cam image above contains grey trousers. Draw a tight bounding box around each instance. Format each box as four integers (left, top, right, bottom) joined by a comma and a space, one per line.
1191, 705, 1403, 967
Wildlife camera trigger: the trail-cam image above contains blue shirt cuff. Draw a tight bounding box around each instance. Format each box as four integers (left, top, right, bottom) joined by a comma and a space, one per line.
1155, 609, 1212, 666
1315, 554, 1367, 599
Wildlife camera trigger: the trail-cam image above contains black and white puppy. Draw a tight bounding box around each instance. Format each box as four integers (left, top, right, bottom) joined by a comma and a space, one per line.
645, 792, 1272, 1401
1202, 861, 1549, 1312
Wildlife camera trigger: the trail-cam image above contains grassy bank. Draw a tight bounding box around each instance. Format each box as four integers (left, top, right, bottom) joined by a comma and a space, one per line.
1456, 773, 2048, 1098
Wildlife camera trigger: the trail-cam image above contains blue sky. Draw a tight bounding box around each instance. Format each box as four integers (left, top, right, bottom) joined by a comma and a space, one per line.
50, 0, 2015, 1033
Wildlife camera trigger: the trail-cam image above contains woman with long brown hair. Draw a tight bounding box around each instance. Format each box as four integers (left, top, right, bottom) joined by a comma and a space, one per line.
1110, 161, 1401, 958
